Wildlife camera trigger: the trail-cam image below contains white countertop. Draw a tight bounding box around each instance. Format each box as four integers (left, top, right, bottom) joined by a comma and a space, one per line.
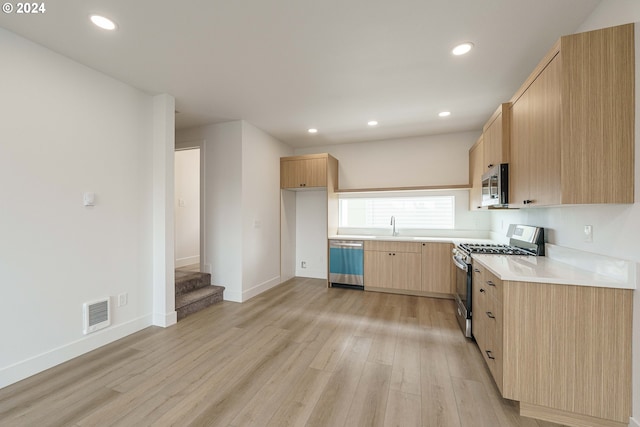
328, 235, 494, 245
473, 252, 636, 290
329, 237, 637, 290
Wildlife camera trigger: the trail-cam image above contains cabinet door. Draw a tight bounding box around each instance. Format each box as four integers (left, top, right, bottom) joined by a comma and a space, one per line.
510, 90, 531, 206
364, 251, 392, 288
484, 112, 502, 171
483, 103, 510, 173
280, 160, 301, 188
510, 56, 561, 206
280, 157, 327, 188
471, 275, 486, 342
302, 157, 327, 187
469, 138, 483, 211
392, 252, 421, 291
528, 55, 561, 206
421, 243, 453, 294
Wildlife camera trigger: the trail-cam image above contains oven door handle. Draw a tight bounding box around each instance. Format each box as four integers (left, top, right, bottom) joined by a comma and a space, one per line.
452, 256, 468, 271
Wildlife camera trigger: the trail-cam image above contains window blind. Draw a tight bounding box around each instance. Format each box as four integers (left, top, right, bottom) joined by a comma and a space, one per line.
339, 195, 455, 229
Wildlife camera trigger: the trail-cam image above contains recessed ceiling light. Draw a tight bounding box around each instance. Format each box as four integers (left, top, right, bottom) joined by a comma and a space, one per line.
438, 111, 451, 117
90, 15, 117, 30
452, 42, 474, 56
367, 120, 378, 126
308, 128, 318, 134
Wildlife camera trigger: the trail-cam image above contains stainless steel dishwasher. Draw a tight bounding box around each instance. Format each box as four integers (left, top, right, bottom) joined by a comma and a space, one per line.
329, 240, 364, 290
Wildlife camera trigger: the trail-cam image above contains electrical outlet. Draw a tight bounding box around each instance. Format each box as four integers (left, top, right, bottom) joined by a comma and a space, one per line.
301, 261, 307, 268
584, 225, 593, 243
118, 292, 128, 307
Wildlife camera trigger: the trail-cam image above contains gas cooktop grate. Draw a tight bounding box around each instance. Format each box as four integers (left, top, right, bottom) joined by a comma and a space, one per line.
457, 243, 535, 256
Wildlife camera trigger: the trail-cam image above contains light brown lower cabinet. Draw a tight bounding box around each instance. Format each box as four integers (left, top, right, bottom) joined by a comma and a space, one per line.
421, 242, 454, 294
364, 241, 453, 296
472, 263, 503, 394
472, 262, 633, 427
364, 241, 421, 292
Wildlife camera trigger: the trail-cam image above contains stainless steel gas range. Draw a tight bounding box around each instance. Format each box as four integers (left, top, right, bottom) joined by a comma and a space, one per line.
452, 224, 545, 337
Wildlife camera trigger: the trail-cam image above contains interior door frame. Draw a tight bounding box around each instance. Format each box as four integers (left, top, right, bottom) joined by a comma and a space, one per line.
175, 140, 207, 273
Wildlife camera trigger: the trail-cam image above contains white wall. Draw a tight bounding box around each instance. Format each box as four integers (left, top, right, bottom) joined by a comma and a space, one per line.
294, 131, 478, 189
152, 94, 177, 327
293, 131, 491, 241
295, 191, 328, 279
0, 28, 161, 387
490, 6, 640, 426
177, 122, 244, 301
241, 121, 293, 299
280, 190, 297, 282
176, 121, 293, 302
174, 149, 200, 267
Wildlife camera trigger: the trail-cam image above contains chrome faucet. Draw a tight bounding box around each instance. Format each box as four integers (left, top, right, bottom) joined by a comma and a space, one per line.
390, 216, 398, 236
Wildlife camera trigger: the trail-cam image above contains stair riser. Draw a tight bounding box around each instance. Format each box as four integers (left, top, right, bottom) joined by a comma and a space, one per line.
177, 292, 224, 320
175, 275, 212, 296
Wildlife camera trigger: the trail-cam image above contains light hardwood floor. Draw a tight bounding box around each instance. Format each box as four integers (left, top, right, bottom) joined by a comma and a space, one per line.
0, 278, 566, 427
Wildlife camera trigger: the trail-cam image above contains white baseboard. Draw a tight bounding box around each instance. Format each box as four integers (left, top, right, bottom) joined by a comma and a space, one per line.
175, 255, 200, 268
152, 310, 177, 327
0, 314, 153, 390
629, 416, 640, 427
295, 268, 327, 280
223, 289, 242, 303
242, 276, 282, 302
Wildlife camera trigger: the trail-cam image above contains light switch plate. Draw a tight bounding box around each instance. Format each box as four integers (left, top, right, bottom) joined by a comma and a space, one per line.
118, 292, 128, 307
83, 192, 95, 206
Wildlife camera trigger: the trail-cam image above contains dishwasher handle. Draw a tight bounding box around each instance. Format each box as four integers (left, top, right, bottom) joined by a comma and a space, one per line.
330, 241, 364, 248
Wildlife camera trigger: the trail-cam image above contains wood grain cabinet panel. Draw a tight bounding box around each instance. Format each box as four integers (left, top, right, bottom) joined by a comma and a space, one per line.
504, 282, 633, 426
468, 137, 483, 211
364, 250, 392, 288
510, 54, 562, 206
420, 242, 453, 294
364, 242, 421, 292
472, 267, 633, 427
482, 103, 511, 172
472, 264, 503, 394
280, 154, 337, 189
392, 252, 421, 291
509, 23, 634, 207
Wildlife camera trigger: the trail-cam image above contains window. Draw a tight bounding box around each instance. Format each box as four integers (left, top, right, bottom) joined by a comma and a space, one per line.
339, 195, 455, 229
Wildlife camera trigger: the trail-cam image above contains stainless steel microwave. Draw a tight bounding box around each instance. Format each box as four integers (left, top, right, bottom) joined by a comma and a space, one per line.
481, 163, 509, 207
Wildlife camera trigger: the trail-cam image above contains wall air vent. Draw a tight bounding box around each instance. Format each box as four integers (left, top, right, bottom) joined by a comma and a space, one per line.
83, 298, 111, 335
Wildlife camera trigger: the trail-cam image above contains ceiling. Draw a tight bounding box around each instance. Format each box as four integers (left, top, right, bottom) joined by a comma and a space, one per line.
0, 0, 601, 148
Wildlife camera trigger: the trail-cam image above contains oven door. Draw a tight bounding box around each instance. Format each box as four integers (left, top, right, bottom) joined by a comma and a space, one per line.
452, 254, 472, 337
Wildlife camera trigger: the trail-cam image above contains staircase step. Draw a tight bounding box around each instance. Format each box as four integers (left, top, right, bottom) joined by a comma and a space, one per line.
175, 271, 211, 296
176, 285, 225, 320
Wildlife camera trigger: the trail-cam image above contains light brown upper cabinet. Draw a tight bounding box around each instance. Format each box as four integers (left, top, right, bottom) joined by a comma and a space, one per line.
468, 136, 484, 211
509, 23, 635, 207
482, 103, 511, 171
280, 153, 338, 190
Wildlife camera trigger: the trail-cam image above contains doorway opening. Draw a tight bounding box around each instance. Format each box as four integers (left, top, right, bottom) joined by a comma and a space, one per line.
175, 148, 200, 272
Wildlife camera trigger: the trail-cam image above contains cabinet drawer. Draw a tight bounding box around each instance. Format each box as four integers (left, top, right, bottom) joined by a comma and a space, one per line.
473, 262, 502, 301
480, 294, 503, 391
364, 241, 421, 253
472, 263, 484, 285
483, 271, 502, 302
